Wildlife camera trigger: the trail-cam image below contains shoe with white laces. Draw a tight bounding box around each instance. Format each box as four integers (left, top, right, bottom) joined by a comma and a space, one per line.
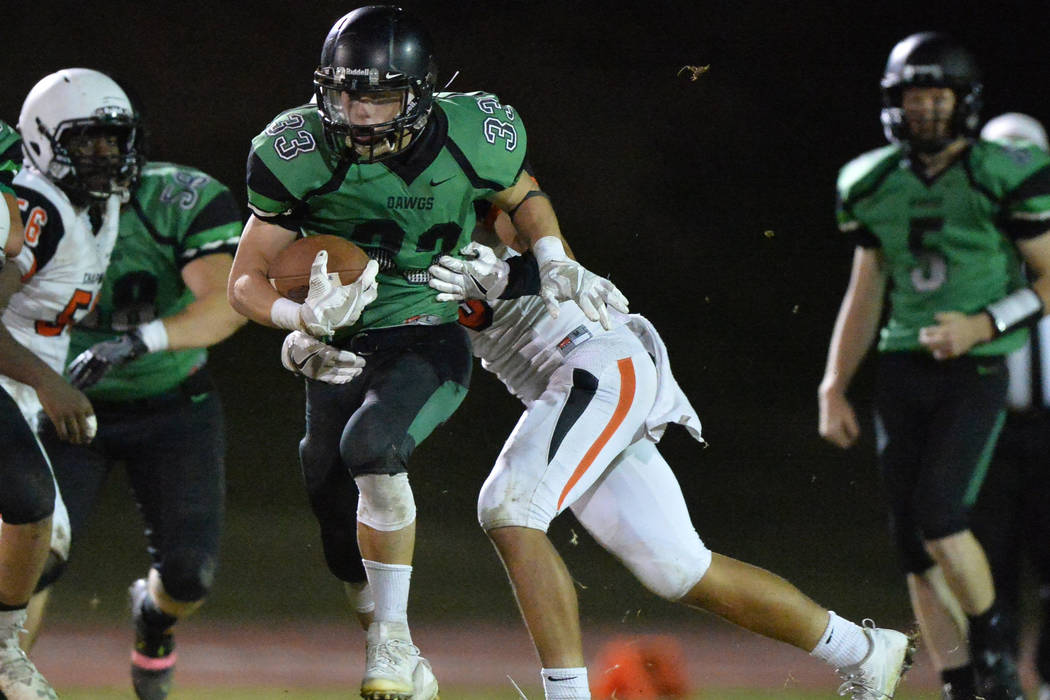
361, 621, 419, 700
0, 609, 57, 700
412, 655, 439, 700
835, 621, 916, 699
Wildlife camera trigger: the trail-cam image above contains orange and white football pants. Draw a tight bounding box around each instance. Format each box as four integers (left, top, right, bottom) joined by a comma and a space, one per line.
477, 326, 711, 600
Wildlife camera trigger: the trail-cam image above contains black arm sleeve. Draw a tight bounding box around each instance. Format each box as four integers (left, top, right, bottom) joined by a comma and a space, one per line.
498, 252, 541, 299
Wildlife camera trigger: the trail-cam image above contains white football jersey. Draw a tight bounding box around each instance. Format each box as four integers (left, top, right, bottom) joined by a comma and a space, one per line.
0, 168, 121, 422
464, 293, 613, 404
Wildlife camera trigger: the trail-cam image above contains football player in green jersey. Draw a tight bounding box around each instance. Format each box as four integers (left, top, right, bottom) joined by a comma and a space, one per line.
20, 113, 245, 699
973, 112, 1050, 700
819, 32, 1050, 700
0, 120, 23, 264
228, 6, 626, 700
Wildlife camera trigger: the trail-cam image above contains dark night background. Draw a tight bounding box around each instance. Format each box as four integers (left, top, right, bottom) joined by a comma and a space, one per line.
2, 1, 1048, 633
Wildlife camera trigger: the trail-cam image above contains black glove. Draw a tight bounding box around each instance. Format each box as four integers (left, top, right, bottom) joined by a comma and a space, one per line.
68, 329, 149, 390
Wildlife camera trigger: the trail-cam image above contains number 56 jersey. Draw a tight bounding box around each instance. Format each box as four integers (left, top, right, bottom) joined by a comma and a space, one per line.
4, 168, 121, 375
247, 92, 526, 339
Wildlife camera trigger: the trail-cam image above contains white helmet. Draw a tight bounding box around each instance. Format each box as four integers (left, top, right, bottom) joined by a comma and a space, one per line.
980, 112, 1049, 152
18, 68, 141, 204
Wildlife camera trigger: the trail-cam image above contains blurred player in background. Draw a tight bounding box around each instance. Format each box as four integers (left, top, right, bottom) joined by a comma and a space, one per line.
973, 112, 1050, 700
19, 83, 245, 700
228, 6, 625, 699
0, 67, 142, 699
0, 119, 23, 256
819, 33, 1050, 700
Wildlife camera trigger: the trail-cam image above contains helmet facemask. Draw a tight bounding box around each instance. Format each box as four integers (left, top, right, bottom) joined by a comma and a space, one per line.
48, 115, 141, 205
313, 68, 433, 163
879, 33, 982, 154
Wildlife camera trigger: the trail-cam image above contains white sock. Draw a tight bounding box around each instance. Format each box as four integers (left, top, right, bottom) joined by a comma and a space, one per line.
809, 611, 871, 668
542, 666, 590, 700
362, 559, 411, 624
346, 581, 375, 614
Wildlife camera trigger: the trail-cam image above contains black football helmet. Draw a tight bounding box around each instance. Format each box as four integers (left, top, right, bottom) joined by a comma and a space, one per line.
313, 5, 437, 162
880, 32, 982, 152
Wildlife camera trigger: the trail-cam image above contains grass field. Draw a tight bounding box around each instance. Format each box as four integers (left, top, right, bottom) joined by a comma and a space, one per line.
52, 688, 939, 700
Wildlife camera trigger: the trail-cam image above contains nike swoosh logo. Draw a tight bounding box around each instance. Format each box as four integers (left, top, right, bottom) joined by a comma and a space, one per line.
429, 175, 455, 187
546, 676, 578, 682
291, 351, 314, 373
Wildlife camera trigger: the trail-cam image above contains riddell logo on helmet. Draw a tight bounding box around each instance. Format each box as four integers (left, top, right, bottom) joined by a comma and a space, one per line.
902, 65, 944, 81
93, 104, 129, 118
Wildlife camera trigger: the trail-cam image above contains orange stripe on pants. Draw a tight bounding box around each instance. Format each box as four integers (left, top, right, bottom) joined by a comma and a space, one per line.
556, 358, 636, 510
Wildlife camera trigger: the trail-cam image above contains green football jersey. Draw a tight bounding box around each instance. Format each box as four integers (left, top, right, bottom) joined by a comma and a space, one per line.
837, 140, 1050, 355
246, 92, 527, 341
71, 162, 242, 400
0, 120, 20, 195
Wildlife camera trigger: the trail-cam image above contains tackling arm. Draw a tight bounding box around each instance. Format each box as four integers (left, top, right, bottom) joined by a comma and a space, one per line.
488, 171, 574, 257
487, 172, 628, 328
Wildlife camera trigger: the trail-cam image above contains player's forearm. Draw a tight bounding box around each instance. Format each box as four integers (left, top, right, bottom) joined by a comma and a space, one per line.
511, 197, 576, 260
0, 324, 64, 390
821, 295, 882, 394
3, 191, 23, 259
228, 216, 297, 328
228, 270, 283, 328
159, 292, 248, 350
820, 253, 886, 393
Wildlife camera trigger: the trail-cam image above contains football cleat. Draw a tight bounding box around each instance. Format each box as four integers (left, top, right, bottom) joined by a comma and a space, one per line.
130, 578, 176, 700
361, 621, 420, 700
412, 654, 439, 700
971, 648, 1023, 700
969, 606, 1024, 700
835, 621, 916, 699
0, 609, 57, 700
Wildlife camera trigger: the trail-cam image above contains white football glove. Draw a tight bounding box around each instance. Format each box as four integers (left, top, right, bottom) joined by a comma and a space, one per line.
299, 251, 379, 337
539, 259, 629, 330
281, 330, 365, 384
427, 241, 510, 301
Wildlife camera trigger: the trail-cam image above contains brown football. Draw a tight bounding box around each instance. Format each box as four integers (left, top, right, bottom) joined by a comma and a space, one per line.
268, 234, 371, 303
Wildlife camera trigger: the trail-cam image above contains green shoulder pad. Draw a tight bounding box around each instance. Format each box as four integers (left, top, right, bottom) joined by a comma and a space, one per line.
436, 92, 527, 192
247, 106, 338, 216
135, 162, 241, 255
837, 144, 900, 206
0, 120, 22, 194
971, 138, 1050, 194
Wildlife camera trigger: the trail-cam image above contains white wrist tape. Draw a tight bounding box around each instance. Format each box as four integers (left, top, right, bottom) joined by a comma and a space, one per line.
136, 319, 169, 352
532, 236, 568, 268
270, 297, 303, 331
985, 287, 1044, 336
